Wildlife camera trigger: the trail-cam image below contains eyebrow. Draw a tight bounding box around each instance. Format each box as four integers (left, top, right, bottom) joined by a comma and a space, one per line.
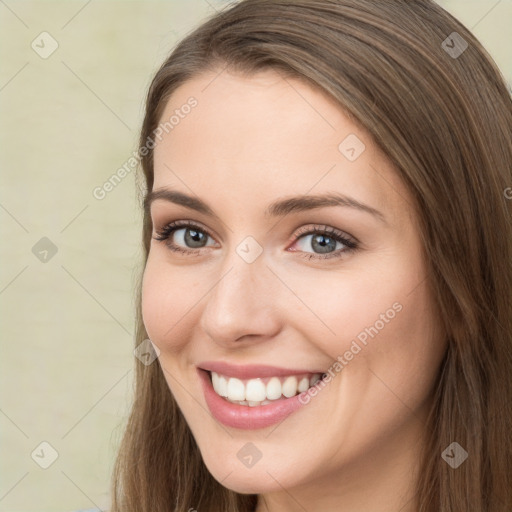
144, 188, 387, 224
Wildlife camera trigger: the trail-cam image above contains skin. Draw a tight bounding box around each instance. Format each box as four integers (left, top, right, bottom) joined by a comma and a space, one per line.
142, 68, 447, 512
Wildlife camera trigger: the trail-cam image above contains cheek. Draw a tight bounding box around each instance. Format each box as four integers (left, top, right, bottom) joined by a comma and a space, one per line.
281, 250, 444, 391
140, 256, 198, 352
332, 271, 444, 430
280, 260, 415, 360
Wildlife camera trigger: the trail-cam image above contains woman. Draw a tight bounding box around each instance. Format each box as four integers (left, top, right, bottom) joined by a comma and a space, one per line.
109, 1, 512, 511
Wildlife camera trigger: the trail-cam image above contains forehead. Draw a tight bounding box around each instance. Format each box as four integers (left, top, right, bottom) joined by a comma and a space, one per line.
152, 68, 413, 227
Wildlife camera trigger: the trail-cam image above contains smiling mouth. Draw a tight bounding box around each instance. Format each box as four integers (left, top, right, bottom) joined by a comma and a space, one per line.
208, 370, 326, 406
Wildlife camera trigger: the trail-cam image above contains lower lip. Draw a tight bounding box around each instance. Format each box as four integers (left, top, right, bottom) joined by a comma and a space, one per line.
198, 369, 307, 430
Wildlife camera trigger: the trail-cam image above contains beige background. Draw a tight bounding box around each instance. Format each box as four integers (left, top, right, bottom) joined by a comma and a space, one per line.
0, 1, 510, 511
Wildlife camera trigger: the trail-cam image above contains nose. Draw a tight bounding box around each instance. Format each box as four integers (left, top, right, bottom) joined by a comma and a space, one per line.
199, 254, 282, 347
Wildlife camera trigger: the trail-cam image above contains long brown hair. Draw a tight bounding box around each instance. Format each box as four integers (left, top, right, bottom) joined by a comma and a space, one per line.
110, 1, 512, 510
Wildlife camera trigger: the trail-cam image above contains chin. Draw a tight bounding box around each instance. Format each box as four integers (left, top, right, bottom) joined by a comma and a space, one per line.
199, 448, 310, 495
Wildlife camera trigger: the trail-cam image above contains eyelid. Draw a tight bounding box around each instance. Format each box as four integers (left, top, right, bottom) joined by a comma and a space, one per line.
286, 225, 358, 260
154, 219, 219, 242
155, 219, 356, 239
153, 219, 359, 261
291, 224, 359, 245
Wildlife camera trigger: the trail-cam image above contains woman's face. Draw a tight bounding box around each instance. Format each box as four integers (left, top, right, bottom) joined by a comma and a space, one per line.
142, 68, 446, 498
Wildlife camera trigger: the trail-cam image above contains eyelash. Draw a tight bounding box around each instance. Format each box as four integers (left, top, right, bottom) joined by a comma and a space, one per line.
153, 220, 359, 261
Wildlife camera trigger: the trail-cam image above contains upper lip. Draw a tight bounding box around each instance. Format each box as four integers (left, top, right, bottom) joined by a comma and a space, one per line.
198, 361, 325, 379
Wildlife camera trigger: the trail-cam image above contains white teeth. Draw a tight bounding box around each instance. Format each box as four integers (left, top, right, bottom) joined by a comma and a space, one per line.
228, 399, 273, 406
227, 377, 245, 401
266, 377, 282, 400
210, 371, 324, 404
245, 378, 267, 402
298, 376, 309, 392
212, 371, 219, 389
282, 376, 298, 398
217, 374, 228, 397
